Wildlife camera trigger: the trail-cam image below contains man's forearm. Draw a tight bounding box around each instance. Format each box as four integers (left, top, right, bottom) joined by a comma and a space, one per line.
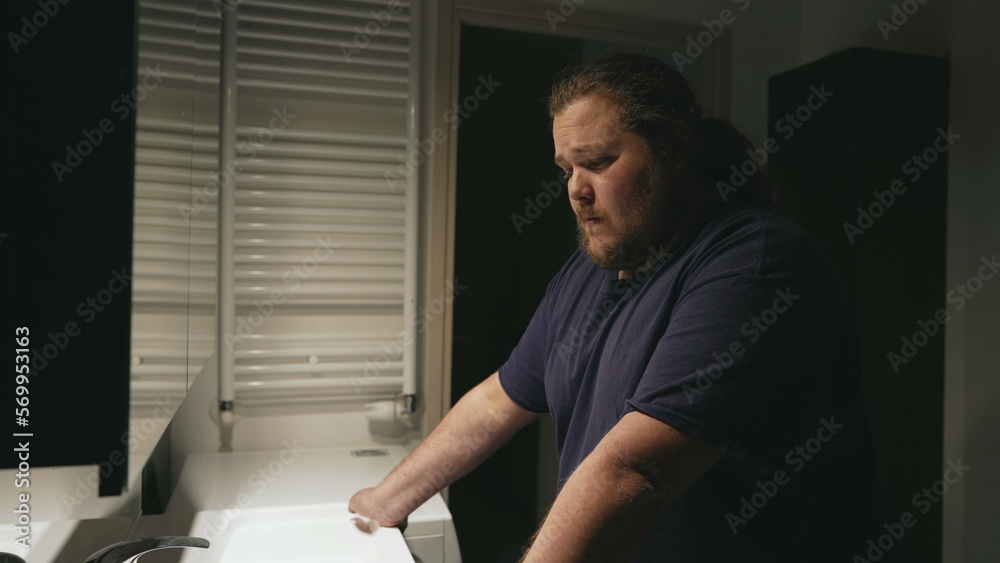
521, 411, 723, 562
356, 372, 538, 525
521, 447, 670, 562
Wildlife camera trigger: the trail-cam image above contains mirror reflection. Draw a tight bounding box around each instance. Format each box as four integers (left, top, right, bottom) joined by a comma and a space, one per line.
129, 0, 216, 492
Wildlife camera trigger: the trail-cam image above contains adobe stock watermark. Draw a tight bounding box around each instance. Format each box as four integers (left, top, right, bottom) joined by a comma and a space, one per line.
887, 253, 998, 373
340, 0, 405, 63
510, 176, 567, 234
51, 65, 169, 182
180, 106, 297, 224
717, 84, 834, 201
851, 458, 969, 562
350, 278, 468, 392
61, 396, 176, 513
384, 74, 501, 192
544, 0, 585, 31
842, 126, 958, 243
672, 0, 750, 73
222, 235, 342, 351
682, 287, 800, 403
877, 0, 932, 41
196, 439, 306, 538
7, 0, 71, 54
27, 267, 132, 375
726, 416, 844, 533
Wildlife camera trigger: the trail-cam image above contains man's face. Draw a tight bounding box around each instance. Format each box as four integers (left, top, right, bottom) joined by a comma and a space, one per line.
553, 95, 676, 273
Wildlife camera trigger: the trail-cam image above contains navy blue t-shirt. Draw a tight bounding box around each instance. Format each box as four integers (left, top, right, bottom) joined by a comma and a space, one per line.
499, 199, 896, 561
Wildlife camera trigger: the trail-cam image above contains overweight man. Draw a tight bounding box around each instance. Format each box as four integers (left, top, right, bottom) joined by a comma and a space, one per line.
350, 53, 895, 562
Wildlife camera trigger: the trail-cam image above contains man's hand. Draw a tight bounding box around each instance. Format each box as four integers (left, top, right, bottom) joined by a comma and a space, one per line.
522, 410, 723, 562
349, 486, 408, 530
348, 486, 406, 528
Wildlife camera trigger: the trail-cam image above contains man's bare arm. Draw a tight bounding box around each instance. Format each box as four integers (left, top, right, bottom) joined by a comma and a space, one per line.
349, 371, 540, 526
522, 411, 724, 562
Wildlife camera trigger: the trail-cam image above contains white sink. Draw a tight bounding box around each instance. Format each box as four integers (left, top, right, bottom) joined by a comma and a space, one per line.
178, 502, 413, 563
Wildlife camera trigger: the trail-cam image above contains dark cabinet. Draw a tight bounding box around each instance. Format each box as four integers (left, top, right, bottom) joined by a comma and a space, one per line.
768, 47, 948, 561
2, 1, 137, 495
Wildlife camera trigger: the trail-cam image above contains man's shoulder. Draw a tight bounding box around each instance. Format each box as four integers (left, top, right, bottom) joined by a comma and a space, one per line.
682, 201, 827, 281
703, 201, 819, 255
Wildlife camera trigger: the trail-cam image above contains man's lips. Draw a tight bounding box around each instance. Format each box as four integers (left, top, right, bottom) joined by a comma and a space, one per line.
576, 207, 603, 227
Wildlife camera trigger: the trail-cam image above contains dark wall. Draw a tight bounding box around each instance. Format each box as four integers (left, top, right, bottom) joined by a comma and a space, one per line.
2, 1, 137, 495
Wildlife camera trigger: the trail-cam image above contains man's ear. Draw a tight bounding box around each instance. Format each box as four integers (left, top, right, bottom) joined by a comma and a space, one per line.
666, 120, 696, 171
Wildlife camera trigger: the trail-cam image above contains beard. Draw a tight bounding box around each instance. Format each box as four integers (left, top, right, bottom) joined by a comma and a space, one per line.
575, 161, 675, 272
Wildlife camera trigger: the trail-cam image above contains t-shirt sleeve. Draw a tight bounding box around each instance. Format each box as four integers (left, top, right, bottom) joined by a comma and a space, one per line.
498, 301, 551, 413
625, 272, 846, 478
497, 258, 574, 414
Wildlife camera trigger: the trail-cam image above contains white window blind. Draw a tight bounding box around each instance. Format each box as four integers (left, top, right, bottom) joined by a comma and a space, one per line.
133, 0, 418, 410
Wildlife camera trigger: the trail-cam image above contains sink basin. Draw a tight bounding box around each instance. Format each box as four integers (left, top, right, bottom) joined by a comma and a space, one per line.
178, 502, 413, 562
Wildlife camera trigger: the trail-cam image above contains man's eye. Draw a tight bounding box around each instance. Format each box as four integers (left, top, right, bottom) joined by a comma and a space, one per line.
560, 158, 609, 180
585, 157, 609, 170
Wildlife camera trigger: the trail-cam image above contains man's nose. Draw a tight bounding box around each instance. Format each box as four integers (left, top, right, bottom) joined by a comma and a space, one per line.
567, 173, 593, 204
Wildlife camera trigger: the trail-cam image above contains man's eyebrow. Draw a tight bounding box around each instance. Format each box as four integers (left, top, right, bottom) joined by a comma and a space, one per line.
553, 145, 609, 165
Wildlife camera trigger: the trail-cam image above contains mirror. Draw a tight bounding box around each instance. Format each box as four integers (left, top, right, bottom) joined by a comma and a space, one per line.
129, 0, 217, 497
0, 2, 215, 545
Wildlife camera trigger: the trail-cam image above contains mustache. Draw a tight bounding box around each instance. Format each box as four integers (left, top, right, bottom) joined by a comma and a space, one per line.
574, 205, 602, 221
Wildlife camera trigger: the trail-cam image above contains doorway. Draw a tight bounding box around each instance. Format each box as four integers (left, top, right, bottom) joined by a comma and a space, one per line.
448, 22, 714, 561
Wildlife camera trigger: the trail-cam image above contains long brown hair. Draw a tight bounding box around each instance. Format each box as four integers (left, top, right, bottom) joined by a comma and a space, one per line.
549, 52, 776, 209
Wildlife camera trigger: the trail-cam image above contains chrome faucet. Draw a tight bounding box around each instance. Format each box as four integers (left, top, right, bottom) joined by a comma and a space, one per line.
84, 536, 209, 563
